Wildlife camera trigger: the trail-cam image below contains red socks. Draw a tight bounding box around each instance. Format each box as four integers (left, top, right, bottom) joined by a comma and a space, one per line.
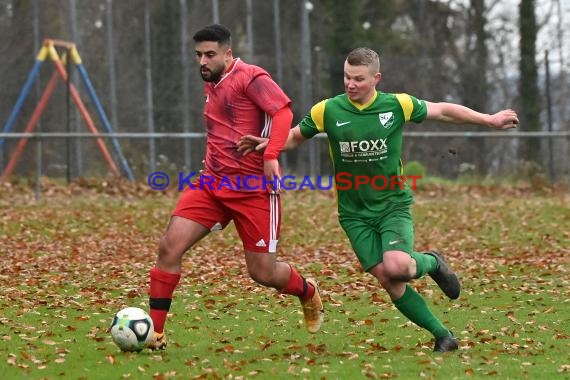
149, 266, 313, 333
281, 265, 315, 302
149, 268, 181, 333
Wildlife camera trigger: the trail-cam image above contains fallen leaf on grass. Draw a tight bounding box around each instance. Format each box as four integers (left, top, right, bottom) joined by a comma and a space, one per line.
7, 354, 17, 365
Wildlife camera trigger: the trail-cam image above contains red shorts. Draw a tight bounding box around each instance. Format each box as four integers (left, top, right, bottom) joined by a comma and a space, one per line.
172, 185, 281, 253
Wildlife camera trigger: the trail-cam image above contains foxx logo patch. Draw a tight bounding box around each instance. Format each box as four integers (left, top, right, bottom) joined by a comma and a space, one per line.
379, 112, 394, 129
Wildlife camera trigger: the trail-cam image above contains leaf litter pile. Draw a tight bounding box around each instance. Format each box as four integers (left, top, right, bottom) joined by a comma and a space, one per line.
0, 178, 568, 379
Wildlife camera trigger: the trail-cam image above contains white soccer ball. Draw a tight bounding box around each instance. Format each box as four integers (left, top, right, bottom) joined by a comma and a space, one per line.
110, 307, 154, 352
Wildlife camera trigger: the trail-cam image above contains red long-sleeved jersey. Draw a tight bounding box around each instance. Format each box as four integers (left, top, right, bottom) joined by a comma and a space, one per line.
201, 58, 291, 185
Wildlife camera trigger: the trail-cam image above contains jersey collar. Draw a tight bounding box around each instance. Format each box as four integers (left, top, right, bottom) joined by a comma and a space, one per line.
214, 58, 240, 87
347, 91, 378, 111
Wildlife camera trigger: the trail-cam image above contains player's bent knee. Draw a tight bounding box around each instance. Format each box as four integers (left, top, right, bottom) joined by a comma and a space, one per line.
369, 263, 390, 286
157, 235, 185, 263
382, 251, 413, 281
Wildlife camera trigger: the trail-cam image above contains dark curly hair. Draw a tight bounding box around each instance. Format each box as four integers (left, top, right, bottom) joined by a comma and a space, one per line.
192, 24, 232, 47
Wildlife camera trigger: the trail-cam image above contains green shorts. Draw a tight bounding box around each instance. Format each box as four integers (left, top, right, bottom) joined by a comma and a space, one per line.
339, 208, 414, 271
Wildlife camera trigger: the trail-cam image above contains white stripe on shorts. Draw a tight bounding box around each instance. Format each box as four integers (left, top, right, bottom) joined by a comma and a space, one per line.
269, 192, 279, 253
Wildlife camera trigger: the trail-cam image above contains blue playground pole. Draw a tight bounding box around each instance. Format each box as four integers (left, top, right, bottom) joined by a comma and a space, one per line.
0, 60, 43, 155
75, 63, 135, 181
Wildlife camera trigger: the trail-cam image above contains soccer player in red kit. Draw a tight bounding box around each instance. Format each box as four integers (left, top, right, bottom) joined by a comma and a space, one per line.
146, 24, 324, 350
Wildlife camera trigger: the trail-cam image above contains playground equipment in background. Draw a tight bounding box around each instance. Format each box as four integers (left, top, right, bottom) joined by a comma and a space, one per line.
0, 38, 134, 181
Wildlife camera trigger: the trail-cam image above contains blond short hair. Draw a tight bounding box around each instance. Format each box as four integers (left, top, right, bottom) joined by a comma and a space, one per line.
346, 47, 380, 73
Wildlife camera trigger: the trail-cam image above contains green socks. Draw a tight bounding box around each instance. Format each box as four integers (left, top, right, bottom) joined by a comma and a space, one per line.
410, 251, 438, 279
393, 285, 451, 338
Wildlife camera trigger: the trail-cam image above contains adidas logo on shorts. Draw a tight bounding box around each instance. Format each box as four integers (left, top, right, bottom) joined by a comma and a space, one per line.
255, 239, 266, 247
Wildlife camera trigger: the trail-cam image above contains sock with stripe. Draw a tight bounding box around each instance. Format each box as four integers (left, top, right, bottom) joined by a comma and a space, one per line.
149, 267, 181, 334
281, 265, 315, 302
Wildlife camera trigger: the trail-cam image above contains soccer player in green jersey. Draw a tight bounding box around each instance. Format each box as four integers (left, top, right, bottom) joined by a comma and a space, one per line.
238, 47, 519, 352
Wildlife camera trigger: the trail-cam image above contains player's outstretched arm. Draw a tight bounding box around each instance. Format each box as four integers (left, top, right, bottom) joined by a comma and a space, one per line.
425, 102, 519, 130
238, 126, 308, 155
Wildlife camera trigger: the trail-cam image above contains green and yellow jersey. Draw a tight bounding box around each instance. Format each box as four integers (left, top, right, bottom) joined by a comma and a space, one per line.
299, 91, 427, 219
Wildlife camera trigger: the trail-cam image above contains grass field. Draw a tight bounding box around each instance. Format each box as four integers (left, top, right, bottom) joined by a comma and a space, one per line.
0, 180, 569, 379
